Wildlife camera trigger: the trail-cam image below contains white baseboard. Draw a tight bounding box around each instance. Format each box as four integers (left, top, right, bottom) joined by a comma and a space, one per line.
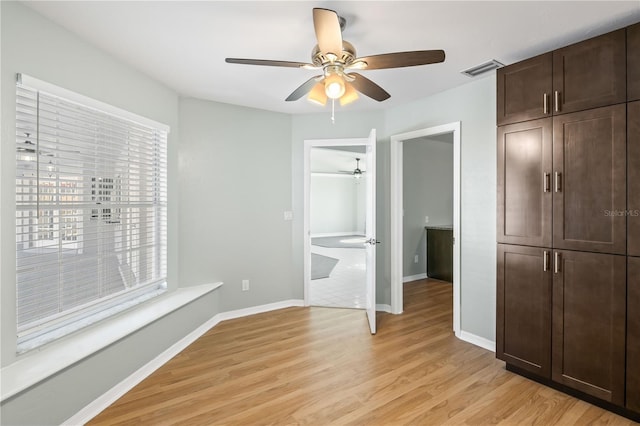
376, 304, 392, 313
217, 299, 305, 322
64, 299, 305, 425
457, 330, 496, 352
403, 273, 427, 283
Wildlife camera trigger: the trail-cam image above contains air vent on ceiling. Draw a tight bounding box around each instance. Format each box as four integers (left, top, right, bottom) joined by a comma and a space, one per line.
461, 59, 504, 77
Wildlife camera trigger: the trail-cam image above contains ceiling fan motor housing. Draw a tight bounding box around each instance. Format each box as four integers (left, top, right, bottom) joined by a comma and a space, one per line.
312, 41, 356, 67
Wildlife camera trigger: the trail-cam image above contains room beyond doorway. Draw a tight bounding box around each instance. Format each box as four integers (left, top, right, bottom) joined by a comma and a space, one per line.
390, 122, 461, 336
307, 145, 367, 309
303, 129, 379, 334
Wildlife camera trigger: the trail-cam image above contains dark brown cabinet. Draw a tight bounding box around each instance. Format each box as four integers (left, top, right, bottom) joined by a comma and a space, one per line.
496, 20, 639, 420
552, 105, 627, 254
628, 23, 640, 101
426, 227, 453, 282
498, 246, 626, 403
496, 29, 626, 126
552, 29, 626, 114
628, 256, 640, 412
629, 102, 640, 257
497, 119, 552, 247
497, 53, 552, 126
496, 244, 551, 378
551, 250, 626, 405
497, 105, 626, 254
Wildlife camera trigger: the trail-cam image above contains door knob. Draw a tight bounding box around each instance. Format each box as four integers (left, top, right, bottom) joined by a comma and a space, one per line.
365, 238, 381, 245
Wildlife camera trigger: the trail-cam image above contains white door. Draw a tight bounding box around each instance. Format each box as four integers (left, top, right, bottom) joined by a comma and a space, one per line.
303, 129, 377, 335
364, 129, 377, 334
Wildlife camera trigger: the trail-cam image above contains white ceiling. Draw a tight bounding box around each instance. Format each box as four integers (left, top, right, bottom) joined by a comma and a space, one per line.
311, 146, 366, 174
24, 1, 640, 115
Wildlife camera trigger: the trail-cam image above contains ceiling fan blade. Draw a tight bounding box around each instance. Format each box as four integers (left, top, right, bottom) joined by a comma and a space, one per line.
353, 50, 445, 70
225, 58, 315, 69
313, 8, 343, 57
285, 75, 323, 101
349, 73, 390, 102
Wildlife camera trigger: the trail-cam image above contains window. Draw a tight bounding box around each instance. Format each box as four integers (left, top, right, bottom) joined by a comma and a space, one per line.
15, 74, 169, 352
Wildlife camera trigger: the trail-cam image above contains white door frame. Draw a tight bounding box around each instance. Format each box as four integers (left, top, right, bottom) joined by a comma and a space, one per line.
390, 122, 461, 336
303, 136, 372, 307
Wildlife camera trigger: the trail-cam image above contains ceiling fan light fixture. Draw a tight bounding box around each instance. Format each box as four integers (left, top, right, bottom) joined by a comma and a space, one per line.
324, 72, 345, 99
353, 158, 363, 178
339, 82, 359, 106
308, 82, 328, 105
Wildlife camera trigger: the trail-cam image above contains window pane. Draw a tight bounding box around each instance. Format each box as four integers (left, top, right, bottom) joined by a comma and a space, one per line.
15, 80, 168, 342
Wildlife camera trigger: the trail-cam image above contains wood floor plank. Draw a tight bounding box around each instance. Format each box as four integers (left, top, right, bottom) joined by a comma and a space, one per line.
88, 280, 637, 425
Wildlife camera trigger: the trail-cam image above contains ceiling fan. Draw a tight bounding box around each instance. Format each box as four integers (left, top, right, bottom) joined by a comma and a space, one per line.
225, 8, 445, 106
339, 158, 365, 178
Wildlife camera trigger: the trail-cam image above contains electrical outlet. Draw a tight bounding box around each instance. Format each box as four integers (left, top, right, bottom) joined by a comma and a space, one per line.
425, 216, 429, 224
242, 279, 249, 291
283, 211, 293, 221
414, 255, 419, 264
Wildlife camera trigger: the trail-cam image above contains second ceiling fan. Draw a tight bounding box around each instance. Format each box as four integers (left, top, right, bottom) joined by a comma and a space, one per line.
225, 8, 445, 106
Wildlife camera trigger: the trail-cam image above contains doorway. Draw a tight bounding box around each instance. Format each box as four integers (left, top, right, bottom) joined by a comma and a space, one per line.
303, 130, 377, 334
390, 122, 461, 336
308, 146, 367, 309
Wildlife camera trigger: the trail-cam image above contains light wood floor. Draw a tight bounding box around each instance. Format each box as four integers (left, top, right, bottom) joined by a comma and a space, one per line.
89, 279, 637, 425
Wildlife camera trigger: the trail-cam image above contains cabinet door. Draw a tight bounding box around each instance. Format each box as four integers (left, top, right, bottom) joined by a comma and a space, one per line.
628, 23, 640, 101
497, 244, 552, 378
426, 228, 453, 282
629, 102, 640, 256
552, 29, 626, 114
497, 119, 552, 247
552, 250, 626, 405
552, 105, 626, 254
497, 53, 552, 125
628, 256, 640, 412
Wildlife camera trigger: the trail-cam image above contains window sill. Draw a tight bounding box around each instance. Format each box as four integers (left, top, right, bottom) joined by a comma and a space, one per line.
1, 282, 222, 402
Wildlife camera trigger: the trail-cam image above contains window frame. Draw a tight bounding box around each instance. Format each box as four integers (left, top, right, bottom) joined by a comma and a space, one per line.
15, 74, 170, 353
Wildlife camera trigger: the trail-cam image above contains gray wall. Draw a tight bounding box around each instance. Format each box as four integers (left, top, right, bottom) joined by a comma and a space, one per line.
310, 174, 365, 235
178, 98, 294, 312
1, 3, 498, 423
0, 3, 216, 424
402, 139, 454, 277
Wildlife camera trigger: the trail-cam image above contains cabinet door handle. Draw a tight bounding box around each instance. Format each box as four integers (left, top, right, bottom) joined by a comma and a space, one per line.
543, 93, 549, 115
543, 173, 550, 192
554, 252, 560, 274
554, 91, 560, 112
543, 250, 549, 272
554, 172, 562, 192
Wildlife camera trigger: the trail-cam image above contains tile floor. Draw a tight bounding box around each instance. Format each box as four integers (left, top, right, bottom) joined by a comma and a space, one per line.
309, 245, 366, 309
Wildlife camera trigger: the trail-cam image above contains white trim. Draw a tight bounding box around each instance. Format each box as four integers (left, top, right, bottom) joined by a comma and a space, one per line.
64, 298, 305, 425
1, 283, 222, 402
403, 273, 427, 283
457, 330, 496, 353
311, 172, 359, 178
17, 73, 170, 132
310, 231, 364, 238
217, 299, 305, 322
390, 122, 461, 337
376, 304, 392, 313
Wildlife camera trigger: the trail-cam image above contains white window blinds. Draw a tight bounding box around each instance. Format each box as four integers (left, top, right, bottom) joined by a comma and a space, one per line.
15, 74, 169, 350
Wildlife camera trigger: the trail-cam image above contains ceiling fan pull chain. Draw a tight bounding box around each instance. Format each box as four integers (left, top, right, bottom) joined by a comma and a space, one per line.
331, 98, 335, 124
